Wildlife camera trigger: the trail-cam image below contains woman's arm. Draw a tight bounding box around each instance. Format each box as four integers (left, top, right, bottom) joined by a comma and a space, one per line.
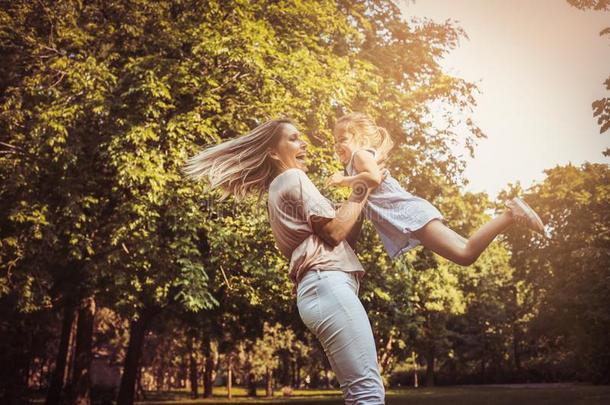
311, 183, 369, 247
344, 209, 365, 250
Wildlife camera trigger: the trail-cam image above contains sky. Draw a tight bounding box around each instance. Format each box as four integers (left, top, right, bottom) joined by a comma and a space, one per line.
398, 0, 610, 198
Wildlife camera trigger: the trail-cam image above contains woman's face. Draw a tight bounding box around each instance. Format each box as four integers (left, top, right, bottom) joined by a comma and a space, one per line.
333, 126, 357, 165
270, 123, 308, 172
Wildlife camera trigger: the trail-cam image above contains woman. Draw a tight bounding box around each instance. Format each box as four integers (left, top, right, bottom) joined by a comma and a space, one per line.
183, 119, 385, 404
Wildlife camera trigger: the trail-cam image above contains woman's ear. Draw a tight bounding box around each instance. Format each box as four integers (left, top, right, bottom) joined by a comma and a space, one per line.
267, 148, 287, 172
267, 148, 280, 161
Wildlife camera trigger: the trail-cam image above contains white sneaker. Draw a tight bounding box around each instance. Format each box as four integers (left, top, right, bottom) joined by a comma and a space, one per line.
506, 197, 545, 235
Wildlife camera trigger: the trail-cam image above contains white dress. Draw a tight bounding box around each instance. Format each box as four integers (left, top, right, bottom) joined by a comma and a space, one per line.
345, 148, 444, 260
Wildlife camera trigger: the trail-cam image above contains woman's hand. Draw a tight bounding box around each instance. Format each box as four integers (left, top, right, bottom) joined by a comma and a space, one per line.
326, 171, 346, 187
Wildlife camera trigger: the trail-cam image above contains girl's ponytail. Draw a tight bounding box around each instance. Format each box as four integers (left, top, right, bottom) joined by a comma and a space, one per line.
376, 126, 394, 162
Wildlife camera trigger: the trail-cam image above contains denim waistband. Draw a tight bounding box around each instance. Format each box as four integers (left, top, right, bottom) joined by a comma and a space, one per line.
298, 269, 360, 294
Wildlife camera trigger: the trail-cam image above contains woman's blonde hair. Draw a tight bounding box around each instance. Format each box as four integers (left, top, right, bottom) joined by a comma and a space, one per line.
335, 112, 394, 160
182, 119, 293, 200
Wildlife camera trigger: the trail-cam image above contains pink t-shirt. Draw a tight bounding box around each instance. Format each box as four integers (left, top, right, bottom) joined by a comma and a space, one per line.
267, 168, 365, 288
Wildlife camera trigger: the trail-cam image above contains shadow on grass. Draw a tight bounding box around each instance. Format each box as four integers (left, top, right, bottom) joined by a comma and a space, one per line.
133, 384, 610, 405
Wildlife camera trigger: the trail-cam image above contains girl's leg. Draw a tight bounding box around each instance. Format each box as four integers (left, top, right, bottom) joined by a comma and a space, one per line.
297, 270, 385, 405
413, 212, 513, 266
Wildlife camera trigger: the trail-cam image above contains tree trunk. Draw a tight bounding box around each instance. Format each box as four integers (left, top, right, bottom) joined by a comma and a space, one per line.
136, 368, 147, 400
116, 307, 156, 405
511, 287, 522, 374
65, 311, 78, 388
265, 366, 273, 397
2, 353, 29, 404
425, 344, 435, 387
69, 297, 96, 405
180, 353, 188, 389
295, 359, 301, 388
188, 336, 198, 399
247, 372, 257, 397
202, 338, 215, 398
227, 353, 232, 399
1, 318, 30, 405
155, 358, 164, 391
378, 334, 394, 375
46, 302, 76, 405
25, 340, 34, 390
412, 352, 419, 388
279, 351, 291, 387
513, 324, 522, 373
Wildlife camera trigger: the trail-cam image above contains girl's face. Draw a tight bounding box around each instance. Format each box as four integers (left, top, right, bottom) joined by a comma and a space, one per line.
333, 126, 358, 165
269, 123, 308, 172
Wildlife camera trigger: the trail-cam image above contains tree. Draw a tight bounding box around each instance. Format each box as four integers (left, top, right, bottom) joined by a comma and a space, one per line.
567, 0, 610, 11
1, 1, 124, 403
567, 0, 610, 154
250, 323, 297, 397
500, 163, 610, 383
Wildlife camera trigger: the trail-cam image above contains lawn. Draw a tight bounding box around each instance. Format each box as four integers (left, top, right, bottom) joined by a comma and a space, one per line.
135, 384, 610, 405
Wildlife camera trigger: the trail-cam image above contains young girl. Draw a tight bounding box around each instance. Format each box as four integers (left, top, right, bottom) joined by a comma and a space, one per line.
327, 112, 546, 265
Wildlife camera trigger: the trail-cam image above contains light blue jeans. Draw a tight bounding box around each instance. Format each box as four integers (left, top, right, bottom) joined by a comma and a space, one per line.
297, 270, 385, 404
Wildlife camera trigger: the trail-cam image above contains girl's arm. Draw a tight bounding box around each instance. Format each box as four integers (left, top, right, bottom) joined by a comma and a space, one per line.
327, 149, 384, 189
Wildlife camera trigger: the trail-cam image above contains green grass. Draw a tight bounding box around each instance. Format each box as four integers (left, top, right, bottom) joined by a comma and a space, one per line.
135, 384, 610, 405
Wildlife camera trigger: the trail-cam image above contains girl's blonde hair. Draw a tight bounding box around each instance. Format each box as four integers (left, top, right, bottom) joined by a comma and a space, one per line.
335, 112, 394, 160
182, 119, 293, 200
